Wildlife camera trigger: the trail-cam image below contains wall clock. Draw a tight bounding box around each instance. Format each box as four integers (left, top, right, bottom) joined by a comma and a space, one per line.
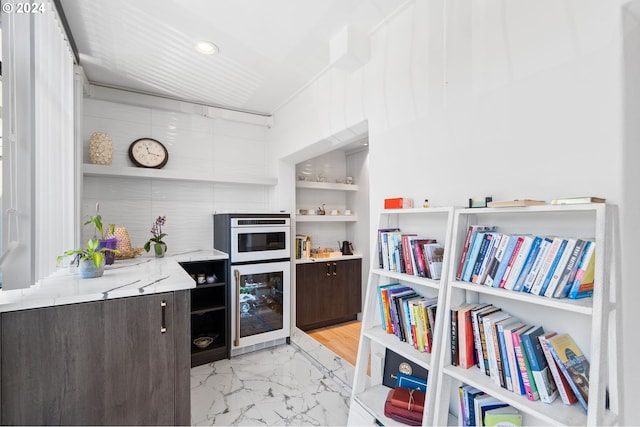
128, 138, 169, 169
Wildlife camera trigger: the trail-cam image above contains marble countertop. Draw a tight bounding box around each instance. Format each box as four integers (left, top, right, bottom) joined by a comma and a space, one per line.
0, 249, 228, 313
295, 253, 363, 264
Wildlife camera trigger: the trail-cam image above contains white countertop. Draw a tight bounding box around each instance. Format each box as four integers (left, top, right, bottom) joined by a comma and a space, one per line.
0, 249, 228, 313
295, 253, 363, 264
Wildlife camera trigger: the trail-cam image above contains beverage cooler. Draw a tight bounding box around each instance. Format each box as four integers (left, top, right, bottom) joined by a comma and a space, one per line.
213, 213, 291, 355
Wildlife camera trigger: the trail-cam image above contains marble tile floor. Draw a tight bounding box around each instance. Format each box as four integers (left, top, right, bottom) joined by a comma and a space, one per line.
191, 330, 356, 426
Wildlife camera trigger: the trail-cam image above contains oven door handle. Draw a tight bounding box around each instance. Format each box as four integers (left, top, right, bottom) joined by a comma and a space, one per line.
234, 269, 241, 347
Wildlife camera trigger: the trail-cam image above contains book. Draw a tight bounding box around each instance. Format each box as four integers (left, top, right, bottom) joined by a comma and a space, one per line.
456, 225, 496, 280
552, 238, 588, 298
521, 325, 559, 404
379, 284, 411, 334
512, 235, 544, 292
530, 237, 565, 296
473, 394, 509, 427
483, 406, 523, 427
470, 304, 497, 370
377, 283, 402, 331
512, 325, 539, 401
400, 233, 418, 275
463, 231, 492, 282
487, 199, 546, 208
424, 300, 438, 353
537, 238, 569, 296
450, 305, 460, 366
411, 238, 436, 278
568, 241, 596, 299
495, 317, 519, 390
477, 233, 504, 285
550, 196, 605, 205
459, 385, 484, 426
504, 322, 528, 394
503, 236, 534, 291
547, 333, 590, 412
543, 238, 577, 298
494, 236, 524, 288
471, 232, 498, 284
482, 310, 511, 383
423, 243, 445, 280
477, 308, 503, 375
458, 303, 482, 369
484, 234, 510, 286
490, 235, 518, 288
538, 332, 578, 405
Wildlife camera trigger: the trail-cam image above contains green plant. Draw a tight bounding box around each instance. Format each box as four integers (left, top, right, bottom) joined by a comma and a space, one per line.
144, 215, 168, 254
84, 203, 115, 240
56, 237, 119, 269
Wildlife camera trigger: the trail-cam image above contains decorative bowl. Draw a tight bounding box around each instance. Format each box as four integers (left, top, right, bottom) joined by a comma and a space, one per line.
193, 336, 214, 349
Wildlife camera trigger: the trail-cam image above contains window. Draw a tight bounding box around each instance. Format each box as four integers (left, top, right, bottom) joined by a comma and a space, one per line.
1, 1, 78, 289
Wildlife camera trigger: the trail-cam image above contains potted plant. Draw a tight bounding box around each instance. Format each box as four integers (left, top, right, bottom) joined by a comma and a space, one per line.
85, 203, 117, 265
57, 237, 119, 279
144, 215, 168, 257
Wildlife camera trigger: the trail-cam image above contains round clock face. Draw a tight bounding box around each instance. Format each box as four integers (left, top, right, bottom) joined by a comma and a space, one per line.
128, 138, 169, 169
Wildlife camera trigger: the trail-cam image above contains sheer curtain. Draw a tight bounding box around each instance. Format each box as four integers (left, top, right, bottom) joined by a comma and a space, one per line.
2, 0, 76, 288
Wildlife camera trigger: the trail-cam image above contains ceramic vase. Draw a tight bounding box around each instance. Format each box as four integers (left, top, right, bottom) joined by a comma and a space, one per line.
88, 132, 114, 165
78, 258, 105, 279
154, 243, 167, 258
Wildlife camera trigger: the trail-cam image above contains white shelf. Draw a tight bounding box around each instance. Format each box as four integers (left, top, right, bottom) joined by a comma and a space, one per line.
349, 207, 455, 426
431, 204, 619, 427
295, 180, 358, 191
83, 163, 278, 186
295, 214, 358, 222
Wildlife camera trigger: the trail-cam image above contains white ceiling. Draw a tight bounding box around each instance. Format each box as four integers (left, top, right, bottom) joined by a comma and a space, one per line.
59, 0, 405, 116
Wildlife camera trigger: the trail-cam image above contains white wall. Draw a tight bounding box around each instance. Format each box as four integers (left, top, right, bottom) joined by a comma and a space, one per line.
81, 94, 276, 253
270, 0, 634, 423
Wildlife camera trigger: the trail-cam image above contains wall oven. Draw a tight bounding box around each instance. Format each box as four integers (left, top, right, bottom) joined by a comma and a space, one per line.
213, 213, 291, 355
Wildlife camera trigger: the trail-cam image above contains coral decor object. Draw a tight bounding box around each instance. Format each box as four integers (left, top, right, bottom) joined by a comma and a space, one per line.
88, 132, 114, 165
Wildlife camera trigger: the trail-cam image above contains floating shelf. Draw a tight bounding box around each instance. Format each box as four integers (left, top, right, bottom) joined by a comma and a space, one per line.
295, 181, 359, 191
295, 214, 358, 222
83, 164, 278, 186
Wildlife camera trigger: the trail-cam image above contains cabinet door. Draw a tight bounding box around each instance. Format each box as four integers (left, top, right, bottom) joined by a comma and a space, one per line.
1, 293, 186, 426
1, 300, 109, 425
333, 258, 362, 318
103, 292, 177, 426
296, 262, 327, 328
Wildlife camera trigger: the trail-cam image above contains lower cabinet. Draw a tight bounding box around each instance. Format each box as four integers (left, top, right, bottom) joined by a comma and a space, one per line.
0, 291, 191, 426
296, 258, 362, 331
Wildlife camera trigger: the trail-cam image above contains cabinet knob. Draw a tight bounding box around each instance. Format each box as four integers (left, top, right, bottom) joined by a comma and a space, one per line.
332, 262, 337, 276
326, 263, 331, 277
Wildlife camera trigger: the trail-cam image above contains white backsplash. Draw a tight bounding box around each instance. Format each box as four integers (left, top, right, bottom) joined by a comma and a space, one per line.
82, 97, 275, 252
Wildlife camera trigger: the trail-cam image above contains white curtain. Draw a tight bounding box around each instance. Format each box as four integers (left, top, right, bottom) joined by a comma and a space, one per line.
1, 0, 76, 288
33, 0, 76, 282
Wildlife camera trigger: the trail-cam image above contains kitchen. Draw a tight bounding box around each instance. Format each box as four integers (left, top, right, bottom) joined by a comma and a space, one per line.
1, 0, 639, 426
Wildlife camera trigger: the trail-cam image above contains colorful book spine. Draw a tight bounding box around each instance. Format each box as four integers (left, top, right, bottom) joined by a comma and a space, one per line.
513, 236, 544, 292
538, 332, 578, 405
547, 334, 589, 412
512, 327, 540, 401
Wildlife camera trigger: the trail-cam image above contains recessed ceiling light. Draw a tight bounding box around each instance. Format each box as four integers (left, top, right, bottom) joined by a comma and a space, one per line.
196, 41, 219, 55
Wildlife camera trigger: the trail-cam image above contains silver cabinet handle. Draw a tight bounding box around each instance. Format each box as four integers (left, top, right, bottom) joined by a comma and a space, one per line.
234, 269, 240, 347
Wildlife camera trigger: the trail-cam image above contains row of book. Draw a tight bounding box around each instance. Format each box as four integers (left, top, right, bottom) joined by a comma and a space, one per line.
459, 386, 522, 426
455, 225, 596, 299
451, 302, 589, 412
377, 283, 438, 353
295, 234, 311, 259
377, 228, 445, 280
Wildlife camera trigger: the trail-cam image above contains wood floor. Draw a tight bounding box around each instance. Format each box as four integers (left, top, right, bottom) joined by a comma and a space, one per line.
307, 320, 361, 366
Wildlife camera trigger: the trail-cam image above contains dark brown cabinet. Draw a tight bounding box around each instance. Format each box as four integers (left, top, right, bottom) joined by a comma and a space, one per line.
0, 291, 190, 426
296, 258, 362, 331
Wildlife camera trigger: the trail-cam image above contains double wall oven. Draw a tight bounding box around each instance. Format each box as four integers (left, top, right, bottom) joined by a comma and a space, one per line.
214, 213, 291, 355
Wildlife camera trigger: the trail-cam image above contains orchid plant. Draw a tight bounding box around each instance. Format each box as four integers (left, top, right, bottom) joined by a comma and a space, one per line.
144, 215, 168, 256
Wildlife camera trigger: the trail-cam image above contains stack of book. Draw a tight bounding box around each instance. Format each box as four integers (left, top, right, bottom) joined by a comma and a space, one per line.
450, 302, 589, 413
454, 225, 596, 299
458, 386, 522, 426
377, 228, 445, 280
377, 283, 438, 353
